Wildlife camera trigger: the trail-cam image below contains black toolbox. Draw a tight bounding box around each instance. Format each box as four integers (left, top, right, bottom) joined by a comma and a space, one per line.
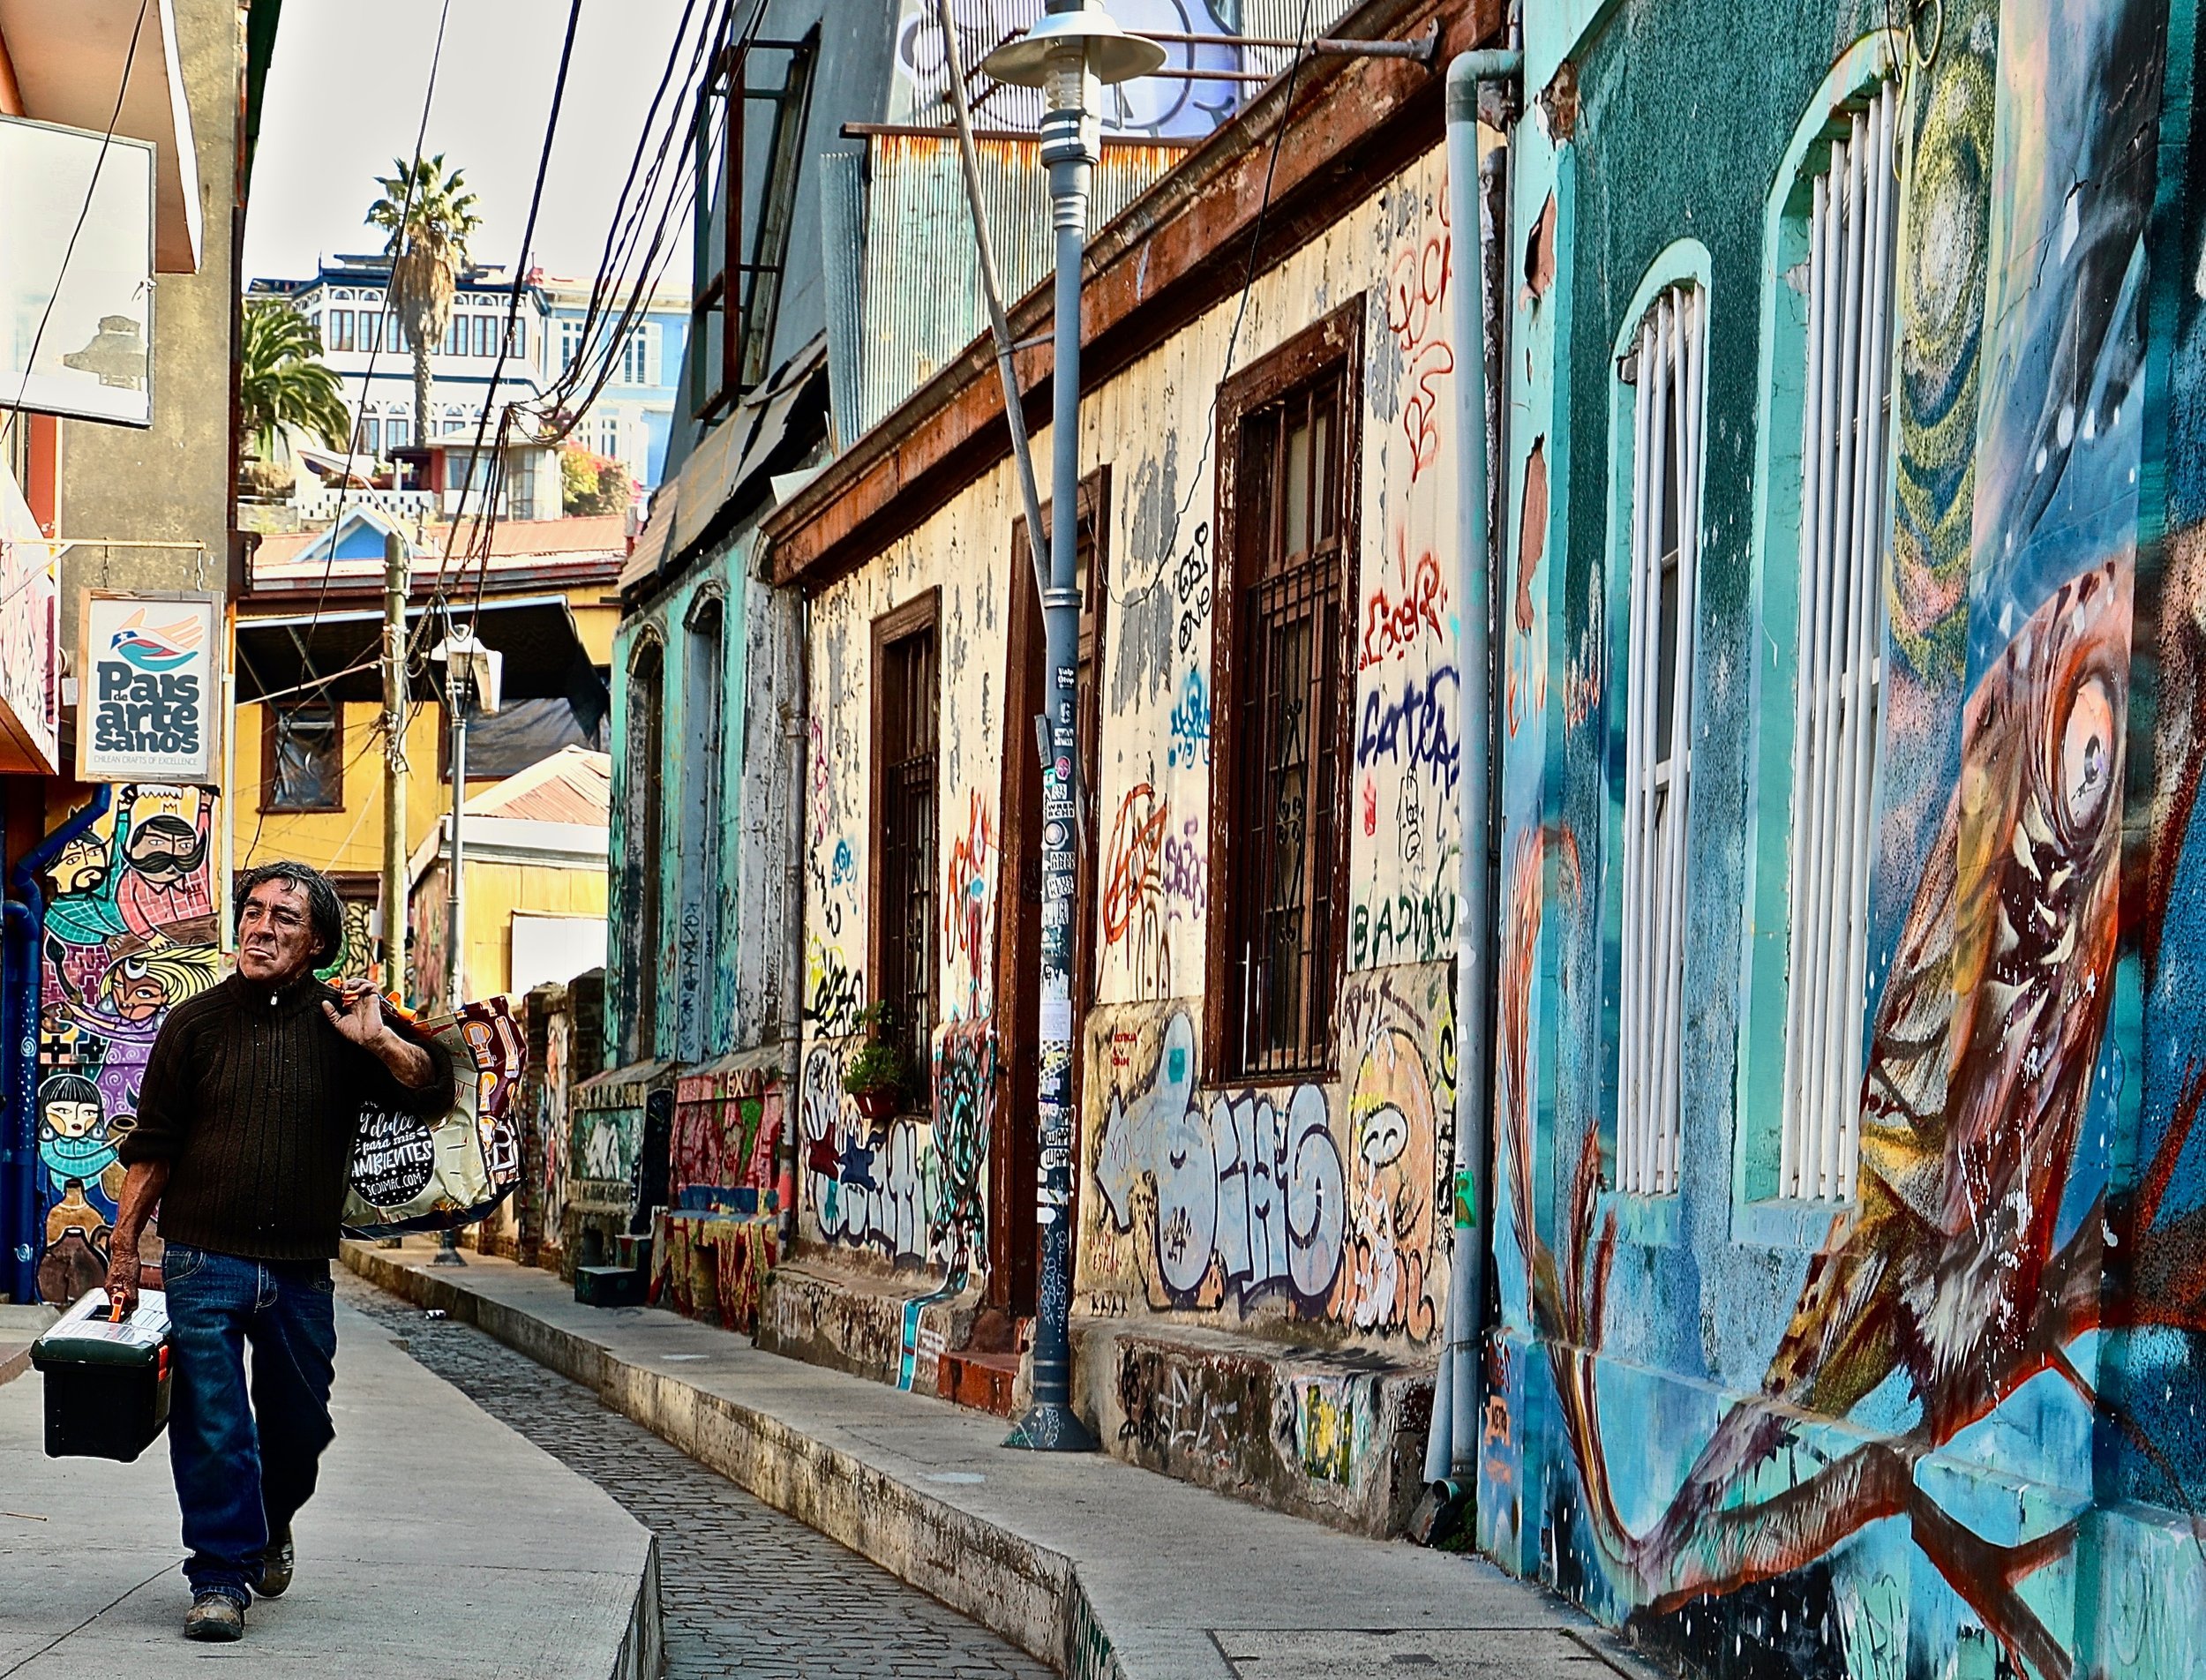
28, 1288, 173, 1461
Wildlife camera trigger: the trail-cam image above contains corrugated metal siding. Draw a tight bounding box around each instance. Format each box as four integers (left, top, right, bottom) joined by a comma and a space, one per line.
856, 131, 1182, 438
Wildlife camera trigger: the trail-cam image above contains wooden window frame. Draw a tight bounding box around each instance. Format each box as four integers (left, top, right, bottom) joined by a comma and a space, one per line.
629, 638, 667, 1060
993, 468, 1109, 1313
868, 589, 942, 1087
261, 699, 346, 814
1205, 297, 1363, 1084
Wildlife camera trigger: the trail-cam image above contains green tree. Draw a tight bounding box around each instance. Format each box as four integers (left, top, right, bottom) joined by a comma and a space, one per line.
364, 154, 482, 448
560, 446, 628, 516
238, 299, 350, 460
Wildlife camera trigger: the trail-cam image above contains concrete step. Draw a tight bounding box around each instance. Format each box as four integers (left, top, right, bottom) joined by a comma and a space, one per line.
341, 1238, 1657, 1680
937, 1345, 1022, 1416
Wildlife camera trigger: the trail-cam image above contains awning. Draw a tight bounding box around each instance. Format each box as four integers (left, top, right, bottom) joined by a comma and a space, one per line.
0, 0, 203, 273
232, 594, 607, 731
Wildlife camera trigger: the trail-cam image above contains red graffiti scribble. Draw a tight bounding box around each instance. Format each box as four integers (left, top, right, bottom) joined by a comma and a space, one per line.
1386, 229, 1453, 482
1362, 776, 1379, 836
942, 791, 994, 1013
1101, 782, 1172, 996
1362, 535, 1450, 670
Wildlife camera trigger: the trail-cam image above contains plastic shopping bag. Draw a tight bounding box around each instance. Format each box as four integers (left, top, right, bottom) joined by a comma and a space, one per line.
341, 996, 528, 1236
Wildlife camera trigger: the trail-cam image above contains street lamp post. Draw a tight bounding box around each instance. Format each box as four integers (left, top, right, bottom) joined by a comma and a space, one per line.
429, 622, 500, 1270
982, 4, 1162, 1453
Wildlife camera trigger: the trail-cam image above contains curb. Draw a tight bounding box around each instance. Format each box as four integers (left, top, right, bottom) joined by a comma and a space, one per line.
343, 1241, 1116, 1679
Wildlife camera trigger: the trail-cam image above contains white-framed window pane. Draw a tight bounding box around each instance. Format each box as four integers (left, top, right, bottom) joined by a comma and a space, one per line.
560, 319, 584, 371
1779, 82, 1902, 1203
1617, 282, 1707, 1198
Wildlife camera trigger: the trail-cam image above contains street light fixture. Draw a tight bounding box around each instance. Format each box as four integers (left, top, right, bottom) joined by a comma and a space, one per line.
981, 4, 1162, 1454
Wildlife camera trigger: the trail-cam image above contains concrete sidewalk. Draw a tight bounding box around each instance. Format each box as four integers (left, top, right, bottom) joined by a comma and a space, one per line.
0, 1295, 661, 1679
346, 1240, 1650, 1680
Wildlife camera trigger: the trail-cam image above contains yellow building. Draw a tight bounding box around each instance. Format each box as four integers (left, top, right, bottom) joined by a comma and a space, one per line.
407, 746, 612, 1006
231, 509, 625, 995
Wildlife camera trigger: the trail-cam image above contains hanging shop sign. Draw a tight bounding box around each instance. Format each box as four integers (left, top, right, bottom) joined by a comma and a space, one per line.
0, 116, 157, 428
77, 590, 221, 785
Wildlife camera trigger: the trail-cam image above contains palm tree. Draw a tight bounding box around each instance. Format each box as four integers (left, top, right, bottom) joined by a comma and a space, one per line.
238, 298, 349, 461
364, 154, 482, 448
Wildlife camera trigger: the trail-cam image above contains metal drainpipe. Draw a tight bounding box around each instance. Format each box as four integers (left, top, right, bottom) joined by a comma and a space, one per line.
6, 784, 116, 1302
778, 583, 809, 1254
1428, 46, 1519, 1490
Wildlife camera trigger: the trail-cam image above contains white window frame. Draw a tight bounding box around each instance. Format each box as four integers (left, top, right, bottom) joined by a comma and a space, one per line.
1617, 282, 1707, 1198
1777, 80, 1902, 1202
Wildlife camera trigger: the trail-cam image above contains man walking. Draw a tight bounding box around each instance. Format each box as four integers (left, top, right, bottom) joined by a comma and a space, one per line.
106, 860, 453, 1641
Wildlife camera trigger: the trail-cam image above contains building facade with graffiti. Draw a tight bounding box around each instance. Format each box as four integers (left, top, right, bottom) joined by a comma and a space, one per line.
1478, 0, 2206, 1675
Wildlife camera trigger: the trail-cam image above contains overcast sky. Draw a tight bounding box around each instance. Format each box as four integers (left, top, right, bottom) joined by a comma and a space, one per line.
242, 0, 694, 289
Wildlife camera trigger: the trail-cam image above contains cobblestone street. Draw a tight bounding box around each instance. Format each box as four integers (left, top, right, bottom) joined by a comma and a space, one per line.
339, 1275, 1054, 1680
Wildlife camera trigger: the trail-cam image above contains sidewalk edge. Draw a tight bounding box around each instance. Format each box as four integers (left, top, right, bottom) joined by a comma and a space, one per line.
343, 1242, 1115, 1680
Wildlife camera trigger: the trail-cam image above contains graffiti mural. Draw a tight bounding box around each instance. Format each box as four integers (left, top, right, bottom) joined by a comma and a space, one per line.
35, 785, 221, 1303
1080, 967, 1451, 1342
1483, 3, 2206, 1675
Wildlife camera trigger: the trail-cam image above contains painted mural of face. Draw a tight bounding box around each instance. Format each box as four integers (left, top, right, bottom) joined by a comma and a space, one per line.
124, 812, 207, 883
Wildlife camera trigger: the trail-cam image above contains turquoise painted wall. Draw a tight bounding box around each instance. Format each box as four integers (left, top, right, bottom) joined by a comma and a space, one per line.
1482, 0, 2206, 1674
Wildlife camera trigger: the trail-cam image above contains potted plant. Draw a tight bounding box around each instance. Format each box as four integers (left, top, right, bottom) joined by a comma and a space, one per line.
843, 1003, 911, 1121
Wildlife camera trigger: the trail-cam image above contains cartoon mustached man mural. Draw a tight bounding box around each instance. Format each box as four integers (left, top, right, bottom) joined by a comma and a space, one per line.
35, 785, 222, 1302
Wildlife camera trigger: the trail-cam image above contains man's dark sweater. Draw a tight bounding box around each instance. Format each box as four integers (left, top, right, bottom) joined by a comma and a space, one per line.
119, 973, 455, 1262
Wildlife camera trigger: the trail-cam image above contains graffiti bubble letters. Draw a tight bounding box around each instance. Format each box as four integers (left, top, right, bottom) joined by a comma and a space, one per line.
1358, 664, 1462, 792
1097, 1010, 1347, 1312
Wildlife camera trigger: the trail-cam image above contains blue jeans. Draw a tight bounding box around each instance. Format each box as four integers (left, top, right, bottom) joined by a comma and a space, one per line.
161, 1241, 338, 1603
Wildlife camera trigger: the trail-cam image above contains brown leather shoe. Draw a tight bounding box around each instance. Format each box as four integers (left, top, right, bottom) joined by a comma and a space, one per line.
259, 1529, 295, 1597
184, 1593, 245, 1641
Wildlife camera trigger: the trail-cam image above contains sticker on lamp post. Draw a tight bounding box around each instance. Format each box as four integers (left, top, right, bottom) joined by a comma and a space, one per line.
77, 591, 222, 785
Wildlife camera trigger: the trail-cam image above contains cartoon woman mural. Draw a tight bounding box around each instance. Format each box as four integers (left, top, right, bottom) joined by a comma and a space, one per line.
37, 1072, 119, 1210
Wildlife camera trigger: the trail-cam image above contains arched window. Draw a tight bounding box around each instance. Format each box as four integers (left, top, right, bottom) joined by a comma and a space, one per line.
679, 596, 725, 1058
1612, 275, 1708, 1196
627, 640, 666, 1059
1736, 40, 1907, 1211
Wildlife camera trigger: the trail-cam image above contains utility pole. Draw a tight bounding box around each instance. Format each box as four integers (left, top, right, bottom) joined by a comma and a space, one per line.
380, 531, 409, 997
983, 1, 1161, 1454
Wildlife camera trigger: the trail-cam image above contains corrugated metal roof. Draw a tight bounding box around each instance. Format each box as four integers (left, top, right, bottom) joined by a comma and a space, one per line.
856, 131, 1184, 437
463, 745, 612, 826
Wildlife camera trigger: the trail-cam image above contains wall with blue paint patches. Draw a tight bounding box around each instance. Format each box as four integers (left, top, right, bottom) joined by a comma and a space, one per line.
1480, 0, 2206, 1674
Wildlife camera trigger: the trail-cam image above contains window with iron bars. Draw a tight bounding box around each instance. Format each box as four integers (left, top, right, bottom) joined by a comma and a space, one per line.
1615, 281, 1707, 1198
1212, 307, 1359, 1081
1778, 81, 1902, 1202
872, 596, 940, 1090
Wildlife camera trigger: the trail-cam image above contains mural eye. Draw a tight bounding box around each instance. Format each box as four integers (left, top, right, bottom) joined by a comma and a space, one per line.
2060, 676, 2114, 832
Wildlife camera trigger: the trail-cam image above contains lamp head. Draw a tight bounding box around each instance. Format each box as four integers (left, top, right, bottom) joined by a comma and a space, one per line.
978, 7, 1167, 102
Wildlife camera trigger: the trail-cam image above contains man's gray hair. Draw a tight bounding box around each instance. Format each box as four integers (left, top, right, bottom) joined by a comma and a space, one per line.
234, 860, 346, 965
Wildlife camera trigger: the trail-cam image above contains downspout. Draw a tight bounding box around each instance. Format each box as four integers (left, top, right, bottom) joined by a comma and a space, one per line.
5, 784, 115, 1302
1427, 45, 1520, 1492
777, 581, 808, 1254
